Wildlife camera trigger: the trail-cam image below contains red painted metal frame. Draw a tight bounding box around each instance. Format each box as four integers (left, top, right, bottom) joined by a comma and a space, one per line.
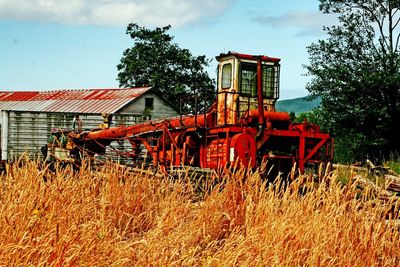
65, 52, 333, 175
261, 128, 333, 173
70, 113, 333, 174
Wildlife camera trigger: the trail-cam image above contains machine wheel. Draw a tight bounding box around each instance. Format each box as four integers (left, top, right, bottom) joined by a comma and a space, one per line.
230, 133, 256, 168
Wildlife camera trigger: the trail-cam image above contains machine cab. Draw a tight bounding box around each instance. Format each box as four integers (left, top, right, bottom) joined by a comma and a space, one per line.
216, 52, 281, 125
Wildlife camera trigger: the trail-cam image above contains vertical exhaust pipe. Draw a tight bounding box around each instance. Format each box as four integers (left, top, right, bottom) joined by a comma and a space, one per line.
256, 56, 265, 139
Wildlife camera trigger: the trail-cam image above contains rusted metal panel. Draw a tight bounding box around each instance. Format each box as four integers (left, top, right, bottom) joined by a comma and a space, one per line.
0, 91, 38, 101
0, 87, 151, 114
217, 57, 238, 126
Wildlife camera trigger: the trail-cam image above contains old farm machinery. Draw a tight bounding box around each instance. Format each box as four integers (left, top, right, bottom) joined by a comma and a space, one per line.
46, 52, 333, 176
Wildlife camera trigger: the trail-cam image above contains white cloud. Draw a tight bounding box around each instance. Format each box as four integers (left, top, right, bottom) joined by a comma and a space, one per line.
0, 0, 234, 27
252, 11, 338, 36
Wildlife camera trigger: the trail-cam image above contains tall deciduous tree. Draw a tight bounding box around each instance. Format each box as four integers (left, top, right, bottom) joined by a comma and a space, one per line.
306, 0, 400, 163
117, 23, 215, 113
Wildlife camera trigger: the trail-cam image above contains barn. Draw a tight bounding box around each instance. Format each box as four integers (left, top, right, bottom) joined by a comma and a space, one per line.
0, 87, 178, 161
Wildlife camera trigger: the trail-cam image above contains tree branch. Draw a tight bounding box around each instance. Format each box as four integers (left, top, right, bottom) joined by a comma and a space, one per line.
394, 16, 400, 29
361, 14, 383, 57
396, 33, 400, 53
362, 3, 390, 52
378, 1, 389, 14
393, 8, 399, 17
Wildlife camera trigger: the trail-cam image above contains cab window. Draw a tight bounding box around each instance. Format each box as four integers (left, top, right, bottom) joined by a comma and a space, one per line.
221, 63, 232, 89
240, 63, 257, 96
263, 66, 275, 98
239, 62, 279, 99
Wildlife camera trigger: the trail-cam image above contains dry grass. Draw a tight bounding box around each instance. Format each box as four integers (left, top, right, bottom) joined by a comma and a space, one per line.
1, 160, 400, 266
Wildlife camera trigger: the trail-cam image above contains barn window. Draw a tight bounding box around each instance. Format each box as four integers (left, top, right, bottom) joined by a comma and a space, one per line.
145, 97, 154, 110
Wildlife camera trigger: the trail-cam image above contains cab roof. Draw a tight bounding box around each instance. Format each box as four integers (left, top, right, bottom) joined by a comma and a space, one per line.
216, 51, 281, 63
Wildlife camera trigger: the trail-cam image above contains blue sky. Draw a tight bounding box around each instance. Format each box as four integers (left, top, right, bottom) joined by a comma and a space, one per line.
0, 0, 337, 99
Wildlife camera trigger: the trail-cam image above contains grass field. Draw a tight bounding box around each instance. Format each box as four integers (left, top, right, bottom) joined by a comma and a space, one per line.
1, 160, 400, 266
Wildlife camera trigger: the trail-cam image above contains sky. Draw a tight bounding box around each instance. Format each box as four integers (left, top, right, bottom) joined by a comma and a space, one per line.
0, 0, 338, 99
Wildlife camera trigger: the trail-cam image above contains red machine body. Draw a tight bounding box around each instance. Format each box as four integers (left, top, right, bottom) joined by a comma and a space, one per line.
68, 52, 333, 174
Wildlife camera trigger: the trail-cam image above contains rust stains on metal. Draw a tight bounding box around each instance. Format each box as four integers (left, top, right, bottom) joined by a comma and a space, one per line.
0, 87, 151, 113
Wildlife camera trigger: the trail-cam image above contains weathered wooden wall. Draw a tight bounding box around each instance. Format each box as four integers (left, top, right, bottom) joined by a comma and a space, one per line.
1, 111, 143, 161
119, 93, 178, 120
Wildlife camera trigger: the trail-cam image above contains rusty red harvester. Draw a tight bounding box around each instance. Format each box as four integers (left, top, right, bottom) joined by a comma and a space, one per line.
62, 52, 333, 175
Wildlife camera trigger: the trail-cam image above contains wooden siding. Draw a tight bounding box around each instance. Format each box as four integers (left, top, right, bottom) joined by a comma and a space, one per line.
118, 93, 178, 120
1, 111, 144, 161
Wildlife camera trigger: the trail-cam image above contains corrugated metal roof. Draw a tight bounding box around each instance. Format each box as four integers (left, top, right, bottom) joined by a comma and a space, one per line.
0, 87, 152, 114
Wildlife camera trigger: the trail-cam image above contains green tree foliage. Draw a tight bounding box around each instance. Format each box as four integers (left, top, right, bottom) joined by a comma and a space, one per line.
292, 111, 320, 124
305, 0, 400, 163
117, 24, 215, 113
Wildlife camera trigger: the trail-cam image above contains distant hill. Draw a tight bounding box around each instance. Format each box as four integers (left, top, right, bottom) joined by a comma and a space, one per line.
276, 96, 321, 113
